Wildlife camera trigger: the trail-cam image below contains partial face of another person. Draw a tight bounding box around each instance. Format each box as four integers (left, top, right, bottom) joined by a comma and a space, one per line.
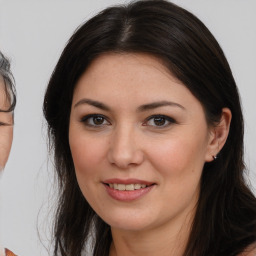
0, 76, 13, 171
69, 53, 218, 232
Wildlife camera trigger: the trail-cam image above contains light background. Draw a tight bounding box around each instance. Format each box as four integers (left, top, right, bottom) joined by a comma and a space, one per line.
0, 0, 255, 255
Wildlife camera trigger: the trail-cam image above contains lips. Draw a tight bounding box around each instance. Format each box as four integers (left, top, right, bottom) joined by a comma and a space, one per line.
103, 179, 155, 201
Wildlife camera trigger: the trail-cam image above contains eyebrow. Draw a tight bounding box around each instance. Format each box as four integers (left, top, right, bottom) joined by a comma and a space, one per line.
74, 98, 185, 111
0, 121, 13, 126
137, 101, 185, 112
74, 98, 110, 111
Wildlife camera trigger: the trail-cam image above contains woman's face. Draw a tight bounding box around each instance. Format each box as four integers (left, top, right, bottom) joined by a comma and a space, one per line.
0, 77, 13, 171
69, 53, 215, 232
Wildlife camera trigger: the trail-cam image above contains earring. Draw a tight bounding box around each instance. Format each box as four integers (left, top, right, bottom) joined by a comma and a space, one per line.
212, 155, 218, 160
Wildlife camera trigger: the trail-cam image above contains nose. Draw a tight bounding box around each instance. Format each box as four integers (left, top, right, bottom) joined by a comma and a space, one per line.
107, 126, 144, 169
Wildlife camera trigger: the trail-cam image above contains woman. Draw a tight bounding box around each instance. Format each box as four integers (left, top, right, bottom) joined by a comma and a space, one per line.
0, 51, 17, 256
43, 1, 256, 255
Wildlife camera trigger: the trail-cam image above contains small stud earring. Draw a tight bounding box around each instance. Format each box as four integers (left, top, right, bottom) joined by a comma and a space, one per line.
212, 155, 218, 160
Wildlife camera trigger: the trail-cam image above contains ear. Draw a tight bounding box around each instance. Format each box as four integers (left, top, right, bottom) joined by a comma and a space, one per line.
205, 108, 232, 162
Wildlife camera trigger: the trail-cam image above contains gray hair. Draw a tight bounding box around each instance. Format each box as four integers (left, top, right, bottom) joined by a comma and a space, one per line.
0, 51, 16, 112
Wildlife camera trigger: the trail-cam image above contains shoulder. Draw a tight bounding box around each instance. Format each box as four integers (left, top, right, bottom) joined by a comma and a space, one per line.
238, 244, 256, 256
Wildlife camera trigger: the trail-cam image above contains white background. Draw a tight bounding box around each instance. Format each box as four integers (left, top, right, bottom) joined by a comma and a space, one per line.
0, 1, 255, 255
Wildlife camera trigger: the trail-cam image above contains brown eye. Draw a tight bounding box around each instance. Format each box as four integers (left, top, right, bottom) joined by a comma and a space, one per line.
81, 114, 110, 127
143, 115, 176, 128
93, 116, 105, 125
153, 117, 166, 126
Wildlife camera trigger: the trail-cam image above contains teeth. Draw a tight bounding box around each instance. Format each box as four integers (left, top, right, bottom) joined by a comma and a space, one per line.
125, 184, 134, 191
109, 183, 149, 191
134, 184, 142, 189
118, 184, 126, 191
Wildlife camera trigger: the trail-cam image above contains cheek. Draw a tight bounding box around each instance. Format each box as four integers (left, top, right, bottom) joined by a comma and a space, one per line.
69, 133, 107, 179
147, 137, 206, 217
148, 134, 207, 180
0, 127, 13, 169
69, 131, 109, 213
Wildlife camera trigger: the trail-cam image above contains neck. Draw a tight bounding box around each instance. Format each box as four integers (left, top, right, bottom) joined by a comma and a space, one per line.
109, 210, 194, 256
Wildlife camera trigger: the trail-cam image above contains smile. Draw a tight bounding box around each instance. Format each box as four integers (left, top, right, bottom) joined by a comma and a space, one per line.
103, 180, 155, 201
108, 183, 148, 191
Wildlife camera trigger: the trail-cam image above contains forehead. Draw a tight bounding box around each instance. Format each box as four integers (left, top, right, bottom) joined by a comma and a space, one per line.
86, 53, 177, 81
75, 53, 183, 94
73, 53, 205, 116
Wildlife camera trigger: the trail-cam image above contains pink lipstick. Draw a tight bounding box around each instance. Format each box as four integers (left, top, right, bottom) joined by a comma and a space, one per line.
103, 179, 155, 201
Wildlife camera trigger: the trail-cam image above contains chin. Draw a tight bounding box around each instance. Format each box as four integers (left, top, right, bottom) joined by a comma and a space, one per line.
100, 211, 157, 232
110, 221, 152, 232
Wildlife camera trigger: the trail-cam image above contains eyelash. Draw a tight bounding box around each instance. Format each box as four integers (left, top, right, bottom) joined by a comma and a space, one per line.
143, 115, 176, 128
80, 114, 176, 128
80, 114, 111, 127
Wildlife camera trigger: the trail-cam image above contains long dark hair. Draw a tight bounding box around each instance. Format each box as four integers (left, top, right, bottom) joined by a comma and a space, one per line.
43, 1, 256, 255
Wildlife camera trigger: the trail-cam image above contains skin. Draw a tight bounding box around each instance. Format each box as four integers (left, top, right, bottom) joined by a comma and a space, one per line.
0, 76, 13, 171
0, 76, 15, 256
69, 53, 231, 256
